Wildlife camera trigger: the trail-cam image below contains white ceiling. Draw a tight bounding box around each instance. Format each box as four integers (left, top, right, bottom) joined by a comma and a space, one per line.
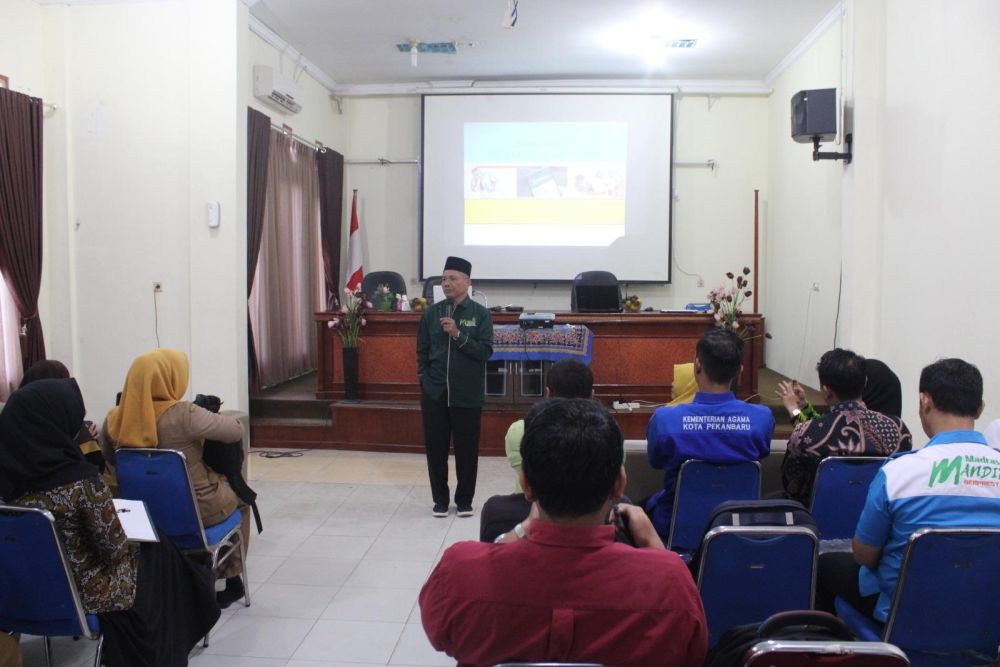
249, 0, 841, 89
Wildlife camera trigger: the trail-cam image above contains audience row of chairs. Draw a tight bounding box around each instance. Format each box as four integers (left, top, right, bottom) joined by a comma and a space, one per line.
0, 449, 247, 666
674, 459, 1000, 663
667, 456, 883, 556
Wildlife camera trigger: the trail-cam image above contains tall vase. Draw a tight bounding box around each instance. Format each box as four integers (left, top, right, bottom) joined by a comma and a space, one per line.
342, 347, 359, 401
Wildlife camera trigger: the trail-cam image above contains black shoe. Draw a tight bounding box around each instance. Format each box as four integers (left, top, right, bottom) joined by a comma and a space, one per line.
432, 504, 449, 517
456, 505, 474, 517
216, 576, 245, 609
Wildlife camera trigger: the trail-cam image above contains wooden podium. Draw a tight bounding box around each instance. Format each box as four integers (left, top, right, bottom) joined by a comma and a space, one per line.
308, 311, 765, 454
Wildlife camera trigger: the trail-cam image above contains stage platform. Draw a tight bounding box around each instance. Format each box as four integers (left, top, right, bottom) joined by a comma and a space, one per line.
249, 368, 825, 454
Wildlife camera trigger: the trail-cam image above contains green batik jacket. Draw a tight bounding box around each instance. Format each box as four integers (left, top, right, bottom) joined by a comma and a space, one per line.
416, 296, 493, 408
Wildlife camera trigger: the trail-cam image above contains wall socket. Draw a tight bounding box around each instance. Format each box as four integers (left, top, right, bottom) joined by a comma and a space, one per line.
812, 282, 821, 292
153, 282, 163, 292
696, 278, 705, 288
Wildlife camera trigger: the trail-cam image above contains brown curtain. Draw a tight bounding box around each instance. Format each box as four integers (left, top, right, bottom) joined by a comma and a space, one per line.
0, 88, 46, 369
316, 148, 344, 309
249, 131, 323, 388
246, 107, 271, 393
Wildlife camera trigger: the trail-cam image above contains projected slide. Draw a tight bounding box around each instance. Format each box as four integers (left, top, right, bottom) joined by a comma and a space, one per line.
463, 122, 627, 247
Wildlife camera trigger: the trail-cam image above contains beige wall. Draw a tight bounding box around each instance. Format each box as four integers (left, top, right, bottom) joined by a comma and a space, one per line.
767, 0, 1000, 444
341, 94, 770, 311
763, 18, 844, 385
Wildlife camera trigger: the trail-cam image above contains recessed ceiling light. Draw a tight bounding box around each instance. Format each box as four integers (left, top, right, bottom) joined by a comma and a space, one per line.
597, 8, 703, 66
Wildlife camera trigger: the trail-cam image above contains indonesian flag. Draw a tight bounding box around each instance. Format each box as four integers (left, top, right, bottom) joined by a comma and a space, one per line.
344, 189, 364, 291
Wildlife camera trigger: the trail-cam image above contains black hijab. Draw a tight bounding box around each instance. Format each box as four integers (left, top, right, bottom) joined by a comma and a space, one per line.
0, 378, 99, 501
862, 359, 903, 419
19, 359, 71, 388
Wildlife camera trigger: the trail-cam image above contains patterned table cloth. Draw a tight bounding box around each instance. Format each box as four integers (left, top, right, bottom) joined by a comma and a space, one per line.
490, 324, 593, 364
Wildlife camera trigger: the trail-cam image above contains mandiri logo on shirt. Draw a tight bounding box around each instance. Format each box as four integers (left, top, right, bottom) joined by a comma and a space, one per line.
928, 453, 1000, 489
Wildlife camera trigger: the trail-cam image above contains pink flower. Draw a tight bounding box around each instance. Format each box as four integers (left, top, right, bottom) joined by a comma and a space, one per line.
327, 320, 335, 329
732, 321, 741, 330
365, 301, 373, 309
340, 305, 348, 314
360, 318, 367, 326
714, 312, 722, 322
344, 287, 352, 294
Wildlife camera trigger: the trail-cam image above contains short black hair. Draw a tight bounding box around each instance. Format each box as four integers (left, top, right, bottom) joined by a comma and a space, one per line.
696, 329, 745, 384
919, 358, 983, 418
546, 359, 593, 398
816, 348, 867, 400
521, 398, 623, 518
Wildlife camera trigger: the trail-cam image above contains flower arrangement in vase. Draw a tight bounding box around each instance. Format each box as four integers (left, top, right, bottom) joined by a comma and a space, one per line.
707, 267, 770, 341
327, 287, 370, 348
374, 284, 395, 312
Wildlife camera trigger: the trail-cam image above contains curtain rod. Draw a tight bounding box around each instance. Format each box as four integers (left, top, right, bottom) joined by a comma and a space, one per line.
270, 123, 326, 152
345, 158, 420, 166
675, 160, 717, 171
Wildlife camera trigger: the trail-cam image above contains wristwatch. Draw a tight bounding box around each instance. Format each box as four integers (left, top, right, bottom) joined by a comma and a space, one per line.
493, 522, 526, 543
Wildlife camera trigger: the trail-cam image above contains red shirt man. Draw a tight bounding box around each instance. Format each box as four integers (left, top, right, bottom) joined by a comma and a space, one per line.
419, 398, 707, 667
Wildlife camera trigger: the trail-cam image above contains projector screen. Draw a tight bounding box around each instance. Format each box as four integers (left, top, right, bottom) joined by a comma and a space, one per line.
421, 93, 673, 282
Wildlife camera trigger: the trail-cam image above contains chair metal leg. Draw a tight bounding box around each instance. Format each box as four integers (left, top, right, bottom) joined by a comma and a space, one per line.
93, 635, 104, 667
43, 635, 52, 667
202, 628, 210, 648
238, 532, 251, 608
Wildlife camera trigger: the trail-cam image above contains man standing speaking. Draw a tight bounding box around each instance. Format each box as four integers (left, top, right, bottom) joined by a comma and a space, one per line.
417, 257, 493, 518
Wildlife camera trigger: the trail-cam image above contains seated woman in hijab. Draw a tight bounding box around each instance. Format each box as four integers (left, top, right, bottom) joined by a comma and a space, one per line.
19, 359, 106, 472
0, 378, 219, 667
104, 348, 249, 608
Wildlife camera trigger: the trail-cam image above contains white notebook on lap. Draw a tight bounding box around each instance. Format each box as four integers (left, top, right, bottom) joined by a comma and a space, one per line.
113, 499, 159, 542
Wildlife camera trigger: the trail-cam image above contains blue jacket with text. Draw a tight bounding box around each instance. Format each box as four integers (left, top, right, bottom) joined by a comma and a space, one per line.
644, 391, 774, 539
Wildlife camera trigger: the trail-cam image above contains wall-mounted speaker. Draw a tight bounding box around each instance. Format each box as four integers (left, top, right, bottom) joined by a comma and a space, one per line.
791, 88, 837, 143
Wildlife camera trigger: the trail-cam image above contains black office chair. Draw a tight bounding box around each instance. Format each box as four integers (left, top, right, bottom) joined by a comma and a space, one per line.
360, 271, 407, 299
571, 271, 622, 313
422, 276, 442, 301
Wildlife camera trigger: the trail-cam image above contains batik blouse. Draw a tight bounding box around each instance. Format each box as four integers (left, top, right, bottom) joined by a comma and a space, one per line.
15, 476, 137, 613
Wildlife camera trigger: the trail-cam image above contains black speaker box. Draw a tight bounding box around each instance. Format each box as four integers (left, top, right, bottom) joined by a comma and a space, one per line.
791, 88, 837, 143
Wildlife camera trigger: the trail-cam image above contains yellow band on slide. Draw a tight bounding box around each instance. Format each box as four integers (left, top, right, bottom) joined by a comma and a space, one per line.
465, 198, 625, 225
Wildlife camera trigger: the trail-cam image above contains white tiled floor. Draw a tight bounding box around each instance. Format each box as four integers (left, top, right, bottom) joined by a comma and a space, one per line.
18, 450, 515, 666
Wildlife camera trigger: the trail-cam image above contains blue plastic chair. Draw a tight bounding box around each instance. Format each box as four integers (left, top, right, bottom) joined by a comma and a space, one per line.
810, 456, 884, 541
697, 525, 818, 646
0, 504, 103, 667
836, 527, 1000, 666
116, 448, 251, 609
668, 459, 761, 556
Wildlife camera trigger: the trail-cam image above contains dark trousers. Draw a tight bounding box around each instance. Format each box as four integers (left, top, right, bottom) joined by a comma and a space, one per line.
421, 392, 482, 507
816, 551, 879, 619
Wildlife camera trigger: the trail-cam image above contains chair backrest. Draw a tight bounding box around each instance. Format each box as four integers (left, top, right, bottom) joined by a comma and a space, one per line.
422, 275, 442, 300
570, 271, 621, 313
0, 504, 96, 638
116, 448, 208, 551
743, 640, 910, 666
668, 459, 761, 553
697, 526, 818, 647
810, 456, 884, 540
884, 527, 1000, 656
361, 271, 407, 299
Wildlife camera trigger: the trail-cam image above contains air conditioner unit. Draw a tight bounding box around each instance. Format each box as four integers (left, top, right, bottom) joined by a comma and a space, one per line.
253, 65, 303, 114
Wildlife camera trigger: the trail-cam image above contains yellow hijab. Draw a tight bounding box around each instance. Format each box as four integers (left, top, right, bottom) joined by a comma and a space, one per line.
106, 348, 189, 448
668, 362, 697, 406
